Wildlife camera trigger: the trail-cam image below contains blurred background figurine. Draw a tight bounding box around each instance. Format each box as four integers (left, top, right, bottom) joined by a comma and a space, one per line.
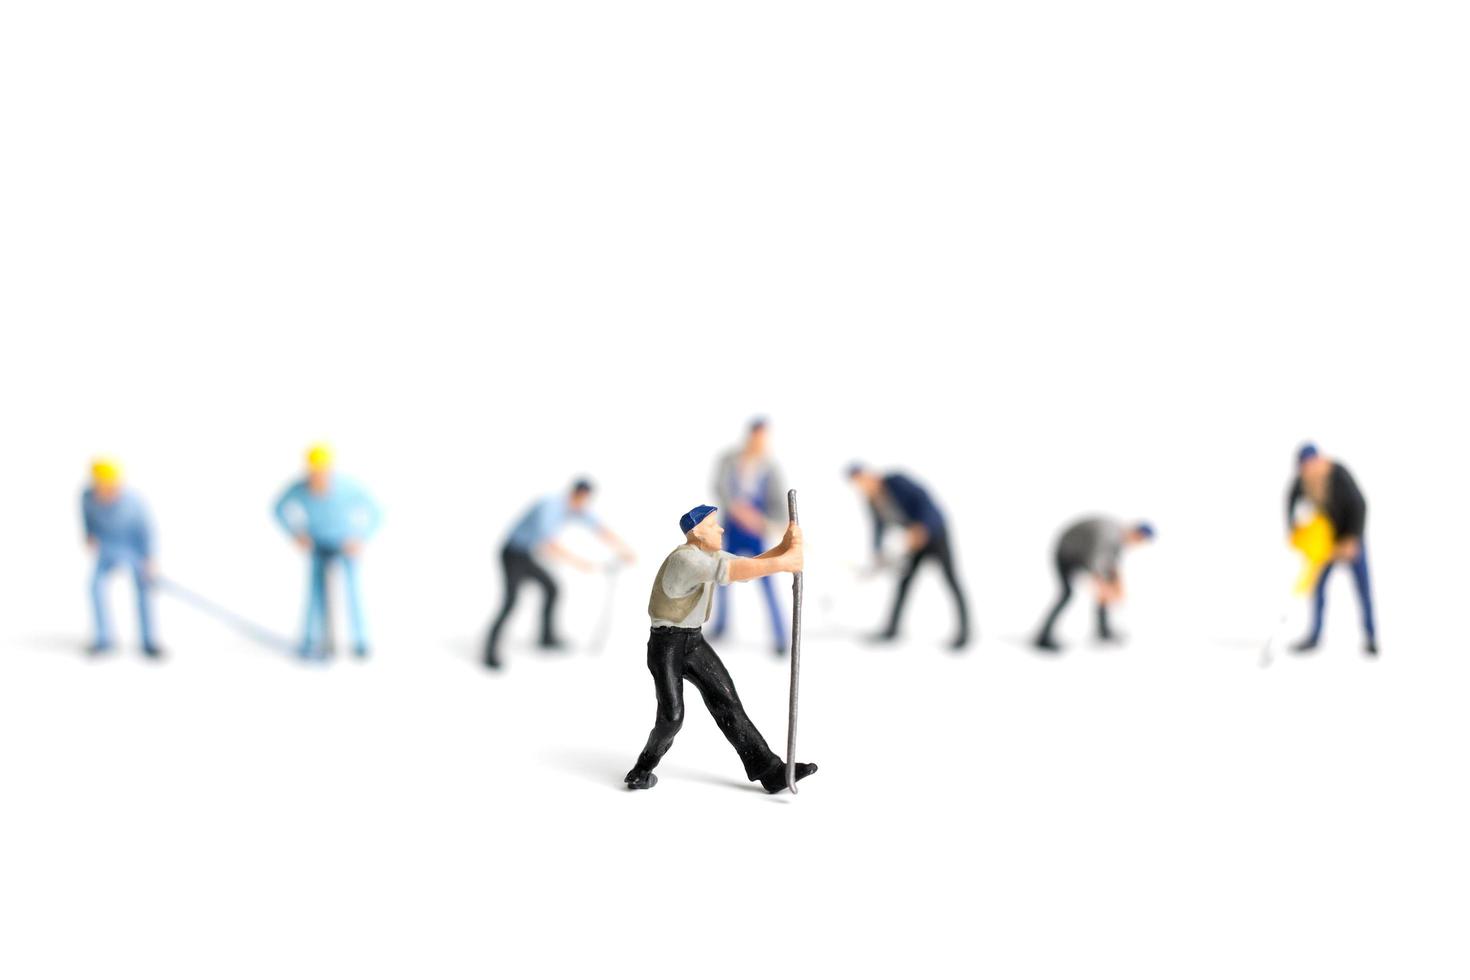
1287, 443, 1376, 655
624, 505, 815, 793
82, 457, 162, 658
710, 418, 788, 655
1033, 518, 1155, 653
847, 464, 971, 650
483, 478, 634, 670
273, 444, 382, 660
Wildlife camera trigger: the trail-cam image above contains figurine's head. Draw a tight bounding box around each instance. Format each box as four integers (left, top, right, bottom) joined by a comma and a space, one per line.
744, 417, 769, 456
680, 505, 723, 551
846, 463, 882, 499
306, 443, 334, 493
570, 477, 595, 511
90, 457, 123, 502
1296, 442, 1329, 480
1127, 522, 1156, 546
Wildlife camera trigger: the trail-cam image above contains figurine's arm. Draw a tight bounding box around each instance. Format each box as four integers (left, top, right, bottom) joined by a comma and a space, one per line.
728, 523, 802, 582
82, 492, 98, 546
541, 538, 598, 573
596, 526, 636, 564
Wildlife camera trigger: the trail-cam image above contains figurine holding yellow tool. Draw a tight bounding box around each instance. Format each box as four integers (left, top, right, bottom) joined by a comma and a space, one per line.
1286, 443, 1376, 655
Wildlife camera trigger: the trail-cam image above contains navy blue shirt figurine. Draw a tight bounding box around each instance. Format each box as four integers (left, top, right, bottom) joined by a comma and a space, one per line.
1287, 443, 1376, 655
625, 505, 816, 793
847, 464, 972, 650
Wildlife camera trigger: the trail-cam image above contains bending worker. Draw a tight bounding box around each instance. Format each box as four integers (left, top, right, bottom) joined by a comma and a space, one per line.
1287, 442, 1377, 655
1034, 517, 1154, 652
82, 458, 163, 658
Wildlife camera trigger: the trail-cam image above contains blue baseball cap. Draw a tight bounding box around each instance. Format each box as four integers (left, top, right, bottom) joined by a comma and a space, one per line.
680, 505, 718, 535
1297, 442, 1320, 465
1134, 522, 1156, 540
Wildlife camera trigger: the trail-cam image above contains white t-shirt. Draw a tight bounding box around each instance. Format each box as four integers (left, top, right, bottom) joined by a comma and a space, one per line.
650, 545, 735, 628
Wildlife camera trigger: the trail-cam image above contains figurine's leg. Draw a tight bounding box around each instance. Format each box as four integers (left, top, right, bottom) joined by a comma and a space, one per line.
1035, 560, 1073, 649
629, 632, 687, 778
880, 548, 927, 639
131, 560, 158, 654
301, 551, 327, 657
1351, 545, 1377, 648
484, 549, 527, 666
340, 555, 368, 656
527, 558, 562, 647
931, 535, 970, 647
685, 636, 781, 781
1304, 561, 1334, 647
1095, 602, 1113, 641
89, 557, 114, 651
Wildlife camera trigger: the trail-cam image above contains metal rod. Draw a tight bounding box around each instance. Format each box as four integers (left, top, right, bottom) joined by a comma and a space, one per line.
786, 489, 802, 794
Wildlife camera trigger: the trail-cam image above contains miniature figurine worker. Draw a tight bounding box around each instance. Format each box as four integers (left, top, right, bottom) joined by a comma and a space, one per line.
625, 505, 816, 793
273, 444, 382, 659
82, 457, 163, 657
484, 478, 635, 670
710, 418, 789, 654
1034, 518, 1155, 652
1286, 443, 1376, 655
847, 464, 972, 650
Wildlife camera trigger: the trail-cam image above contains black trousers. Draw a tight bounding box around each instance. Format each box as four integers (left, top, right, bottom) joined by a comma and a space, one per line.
631, 627, 781, 780
885, 533, 970, 639
1037, 555, 1111, 644
485, 545, 558, 657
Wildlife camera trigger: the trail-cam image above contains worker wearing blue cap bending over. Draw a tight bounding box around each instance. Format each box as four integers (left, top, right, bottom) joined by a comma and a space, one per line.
848, 464, 972, 650
1034, 518, 1155, 652
1287, 443, 1376, 655
624, 505, 816, 793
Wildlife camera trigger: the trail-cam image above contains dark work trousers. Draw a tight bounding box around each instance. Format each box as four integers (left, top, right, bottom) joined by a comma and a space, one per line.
1036, 556, 1112, 645
630, 627, 781, 780
1306, 543, 1377, 645
485, 545, 559, 659
884, 533, 970, 640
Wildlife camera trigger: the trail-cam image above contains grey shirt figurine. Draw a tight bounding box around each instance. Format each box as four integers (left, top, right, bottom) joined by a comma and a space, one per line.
1056, 517, 1127, 581
1036, 516, 1155, 652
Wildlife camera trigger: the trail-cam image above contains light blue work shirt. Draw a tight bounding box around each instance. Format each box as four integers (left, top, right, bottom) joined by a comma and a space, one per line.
273, 476, 382, 550
82, 488, 154, 560
506, 494, 600, 551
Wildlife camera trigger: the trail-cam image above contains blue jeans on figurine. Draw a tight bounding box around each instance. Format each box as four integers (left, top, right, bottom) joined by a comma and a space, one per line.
1301, 542, 1377, 652
90, 551, 159, 656
710, 523, 787, 654
299, 545, 369, 659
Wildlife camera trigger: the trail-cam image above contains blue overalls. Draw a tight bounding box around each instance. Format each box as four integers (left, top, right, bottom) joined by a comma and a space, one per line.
711, 469, 787, 651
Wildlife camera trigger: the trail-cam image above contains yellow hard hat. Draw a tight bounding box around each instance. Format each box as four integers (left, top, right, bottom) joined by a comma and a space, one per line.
91, 457, 122, 484
306, 443, 334, 471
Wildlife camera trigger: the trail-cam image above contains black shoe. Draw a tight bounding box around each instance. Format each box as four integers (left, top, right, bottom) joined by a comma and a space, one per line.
1289, 638, 1319, 654
1364, 640, 1379, 656
1097, 632, 1124, 645
1034, 636, 1062, 653
773, 644, 788, 658
949, 633, 970, 652
483, 651, 503, 670
867, 631, 898, 645
87, 643, 114, 656
758, 761, 818, 794
625, 769, 657, 790
352, 645, 369, 659
537, 638, 569, 653
142, 645, 165, 660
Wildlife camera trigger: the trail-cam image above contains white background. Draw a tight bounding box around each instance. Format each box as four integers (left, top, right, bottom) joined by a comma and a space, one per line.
2, 2, 1467, 977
